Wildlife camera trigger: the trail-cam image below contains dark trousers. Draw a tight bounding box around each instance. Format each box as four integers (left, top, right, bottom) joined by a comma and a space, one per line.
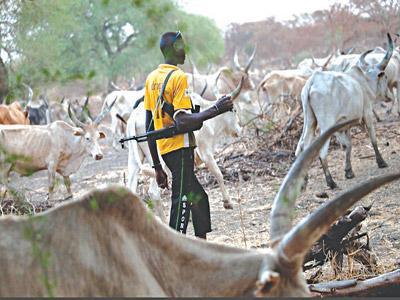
162, 147, 211, 236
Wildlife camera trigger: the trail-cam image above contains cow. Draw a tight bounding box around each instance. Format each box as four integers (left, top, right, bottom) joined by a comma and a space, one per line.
256, 70, 308, 122
125, 76, 244, 214
22, 84, 51, 125
256, 56, 333, 123
295, 34, 393, 189
186, 47, 256, 101
0, 120, 399, 297
0, 101, 30, 125
102, 89, 144, 149
0, 99, 116, 200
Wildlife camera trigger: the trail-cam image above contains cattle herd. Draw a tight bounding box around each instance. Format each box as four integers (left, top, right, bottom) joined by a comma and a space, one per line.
0, 33, 400, 296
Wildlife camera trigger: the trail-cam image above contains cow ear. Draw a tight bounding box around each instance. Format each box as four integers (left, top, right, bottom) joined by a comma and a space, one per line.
99, 131, 106, 139
73, 129, 84, 136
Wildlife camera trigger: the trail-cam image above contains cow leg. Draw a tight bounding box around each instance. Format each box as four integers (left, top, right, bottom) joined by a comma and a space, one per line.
201, 151, 233, 209
47, 163, 57, 201
127, 142, 143, 193
335, 131, 354, 179
319, 135, 337, 189
396, 85, 400, 117
363, 114, 388, 168
63, 176, 73, 200
372, 109, 382, 122
148, 178, 167, 223
111, 116, 120, 149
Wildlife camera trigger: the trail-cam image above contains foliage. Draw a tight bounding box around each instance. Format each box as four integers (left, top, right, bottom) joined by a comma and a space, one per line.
3, 0, 223, 94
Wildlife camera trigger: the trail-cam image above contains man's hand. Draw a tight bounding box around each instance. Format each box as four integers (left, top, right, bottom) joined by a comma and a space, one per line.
214, 95, 233, 114
155, 168, 168, 189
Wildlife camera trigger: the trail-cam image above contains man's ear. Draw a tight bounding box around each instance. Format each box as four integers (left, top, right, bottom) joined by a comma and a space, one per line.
73, 129, 84, 136
99, 131, 106, 139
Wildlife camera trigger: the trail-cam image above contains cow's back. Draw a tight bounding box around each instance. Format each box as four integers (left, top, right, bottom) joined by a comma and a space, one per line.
307, 71, 364, 123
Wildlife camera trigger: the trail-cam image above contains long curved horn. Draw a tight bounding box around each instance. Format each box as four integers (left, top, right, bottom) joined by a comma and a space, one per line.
68, 103, 85, 128
377, 33, 394, 70
94, 96, 117, 125
22, 83, 33, 103
82, 96, 93, 121
244, 45, 257, 73
311, 56, 320, 68
322, 53, 334, 70
270, 119, 358, 242
359, 49, 374, 68
128, 78, 136, 90
227, 76, 244, 100
233, 49, 241, 71
110, 81, 122, 91
279, 171, 400, 266
212, 70, 223, 99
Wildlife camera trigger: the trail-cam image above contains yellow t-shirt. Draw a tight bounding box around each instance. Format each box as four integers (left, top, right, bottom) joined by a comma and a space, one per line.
144, 64, 196, 155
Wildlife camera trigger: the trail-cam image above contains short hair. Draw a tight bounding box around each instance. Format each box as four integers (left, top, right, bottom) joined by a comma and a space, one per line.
160, 31, 182, 56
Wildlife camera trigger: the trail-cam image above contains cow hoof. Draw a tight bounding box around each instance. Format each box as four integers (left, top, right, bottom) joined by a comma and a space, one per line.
378, 161, 388, 168
223, 201, 233, 210
345, 170, 355, 179
328, 181, 338, 190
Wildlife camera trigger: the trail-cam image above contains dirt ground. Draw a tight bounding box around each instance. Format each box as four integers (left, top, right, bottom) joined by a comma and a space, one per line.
2, 104, 400, 283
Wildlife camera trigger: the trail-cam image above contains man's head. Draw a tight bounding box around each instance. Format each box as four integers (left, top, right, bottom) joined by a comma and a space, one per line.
160, 31, 186, 65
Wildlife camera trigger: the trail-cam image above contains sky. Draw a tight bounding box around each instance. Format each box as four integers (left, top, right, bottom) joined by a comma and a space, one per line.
177, 0, 349, 31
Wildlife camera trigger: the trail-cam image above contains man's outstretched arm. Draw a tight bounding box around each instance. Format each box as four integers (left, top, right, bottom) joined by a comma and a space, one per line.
174, 95, 233, 133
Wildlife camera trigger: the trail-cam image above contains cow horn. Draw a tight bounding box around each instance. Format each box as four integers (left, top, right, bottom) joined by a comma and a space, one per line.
212, 70, 223, 99
279, 172, 400, 267
94, 96, 117, 125
22, 83, 33, 103
128, 78, 136, 90
68, 103, 85, 128
110, 81, 122, 91
227, 76, 244, 100
244, 45, 257, 73
346, 47, 355, 55
359, 49, 374, 68
83, 96, 93, 121
322, 53, 334, 70
270, 119, 358, 243
377, 33, 394, 70
233, 49, 241, 71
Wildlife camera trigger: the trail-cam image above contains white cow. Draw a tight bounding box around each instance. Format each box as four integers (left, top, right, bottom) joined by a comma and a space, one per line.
125, 77, 244, 213
1, 120, 399, 297
0, 100, 115, 200
295, 34, 394, 189
187, 47, 256, 101
102, 89, 144, 149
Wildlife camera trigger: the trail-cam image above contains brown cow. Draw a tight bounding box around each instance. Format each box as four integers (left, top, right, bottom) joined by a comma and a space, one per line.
0, 120, 399, 297
0, 101, 29, 125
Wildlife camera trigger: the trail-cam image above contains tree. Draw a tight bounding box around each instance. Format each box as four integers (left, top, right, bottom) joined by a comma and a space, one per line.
11, 0, 223, 93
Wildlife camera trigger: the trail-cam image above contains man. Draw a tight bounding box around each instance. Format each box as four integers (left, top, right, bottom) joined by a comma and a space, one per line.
144, 31, 234, 239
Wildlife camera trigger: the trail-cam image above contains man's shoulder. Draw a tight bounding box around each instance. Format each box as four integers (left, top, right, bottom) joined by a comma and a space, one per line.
171, 68, 187, 81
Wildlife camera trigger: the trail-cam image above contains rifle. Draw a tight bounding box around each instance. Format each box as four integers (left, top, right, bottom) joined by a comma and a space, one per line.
119, 125, 177, 149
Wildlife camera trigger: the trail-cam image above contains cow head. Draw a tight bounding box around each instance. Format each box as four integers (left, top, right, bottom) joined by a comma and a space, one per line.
232, 46, 257, 90
357, 33, 393, 99
68, 97, 116, 160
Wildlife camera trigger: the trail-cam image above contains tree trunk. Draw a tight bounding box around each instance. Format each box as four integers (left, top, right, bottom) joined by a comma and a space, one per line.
0, 56, 9, 104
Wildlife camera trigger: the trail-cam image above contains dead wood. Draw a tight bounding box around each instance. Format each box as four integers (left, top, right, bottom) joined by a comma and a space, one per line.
304, 206, 376, 274
309, 269, 400, 297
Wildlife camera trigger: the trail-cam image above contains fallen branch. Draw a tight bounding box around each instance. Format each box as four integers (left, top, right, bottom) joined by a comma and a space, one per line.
309, 269, 400, 297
